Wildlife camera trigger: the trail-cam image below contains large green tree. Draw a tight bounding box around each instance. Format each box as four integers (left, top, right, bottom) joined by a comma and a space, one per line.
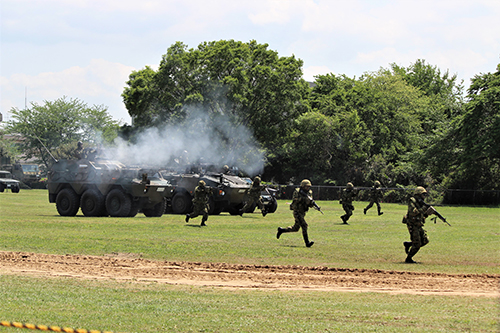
122, 40, 310, 148
6, 97, 119, 168
304, 70, 430, 186
447, 63, 500, 190
391, 59, 464, 118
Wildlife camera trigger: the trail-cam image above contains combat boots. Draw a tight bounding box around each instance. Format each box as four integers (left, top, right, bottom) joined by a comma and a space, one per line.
185, 214, 190, 223
306, 241, 314, 248
276, 227, 284, 239
403, 242, 412, 254
405, 256, 416, 264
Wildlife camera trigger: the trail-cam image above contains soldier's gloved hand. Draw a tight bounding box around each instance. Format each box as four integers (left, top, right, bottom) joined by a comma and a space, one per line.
425, 206, 436, 216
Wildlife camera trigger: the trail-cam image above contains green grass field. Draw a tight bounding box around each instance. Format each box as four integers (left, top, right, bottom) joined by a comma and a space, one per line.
0, 190, 499, 332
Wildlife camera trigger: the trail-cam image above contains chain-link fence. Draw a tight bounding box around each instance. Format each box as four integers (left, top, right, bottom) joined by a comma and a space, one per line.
272, 185, 500, 206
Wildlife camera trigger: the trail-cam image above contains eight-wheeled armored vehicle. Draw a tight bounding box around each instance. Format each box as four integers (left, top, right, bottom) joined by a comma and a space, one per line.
47, 158, 173, 217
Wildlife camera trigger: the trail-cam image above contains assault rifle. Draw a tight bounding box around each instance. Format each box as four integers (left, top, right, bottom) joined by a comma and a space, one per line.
418, 198, 451, 226
299, 188, 324, 214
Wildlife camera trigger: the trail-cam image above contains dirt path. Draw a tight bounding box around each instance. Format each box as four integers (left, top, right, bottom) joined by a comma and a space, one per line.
0, 251, 498, 297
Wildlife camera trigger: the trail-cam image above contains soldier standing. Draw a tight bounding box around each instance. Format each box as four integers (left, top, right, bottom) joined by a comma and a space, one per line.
402, 186, 435, 263
364, 180, 384, 215
239, 176, 267, 216
276, 179, 315, 247
340, 182, 357, 224
74, 141, 85, 159
185, 180, 212, 226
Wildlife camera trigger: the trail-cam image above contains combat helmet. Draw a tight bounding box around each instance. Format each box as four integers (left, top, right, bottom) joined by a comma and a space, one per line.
198, 180, 206, 187
414, 186, 427, 196
346, 182, 354, 189
300, 179, 312, 187
253, 176, 261, 184
374, 181, 381, 187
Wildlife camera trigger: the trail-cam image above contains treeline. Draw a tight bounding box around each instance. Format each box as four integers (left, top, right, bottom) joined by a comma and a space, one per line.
121, 40, 499, 198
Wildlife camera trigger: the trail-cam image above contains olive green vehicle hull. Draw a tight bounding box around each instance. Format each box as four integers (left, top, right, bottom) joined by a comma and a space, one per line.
47, 159, 173, 217
163, 172, 277, 215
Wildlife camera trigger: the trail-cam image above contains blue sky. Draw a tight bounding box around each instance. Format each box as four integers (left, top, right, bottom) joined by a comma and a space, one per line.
1, 0, 499, 125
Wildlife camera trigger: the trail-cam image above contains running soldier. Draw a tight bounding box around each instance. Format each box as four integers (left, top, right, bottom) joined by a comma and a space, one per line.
185, 180, 213, 226
364, 180, 384, 216
402, 186, 435, 263
340, 182, 357, 224
276, 179, 316, 247
239, 176, 267, 216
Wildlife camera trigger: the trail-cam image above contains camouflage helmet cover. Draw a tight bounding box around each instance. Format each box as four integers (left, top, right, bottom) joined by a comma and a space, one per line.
253, 176, 261, 183
300, 179, 312, 187
346, 182, 354, 189
198, 180, 206, 187
374, 181, 381, 187
414, 186, 427, 195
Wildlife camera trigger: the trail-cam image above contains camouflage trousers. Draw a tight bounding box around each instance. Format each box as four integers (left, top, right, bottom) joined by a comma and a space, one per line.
407, 223, 429, 257
341, 203, 354, 222
241, 196, 264, 213
189, 202, 208, 223
364, 200, 381, 213
280, 211, 310, 245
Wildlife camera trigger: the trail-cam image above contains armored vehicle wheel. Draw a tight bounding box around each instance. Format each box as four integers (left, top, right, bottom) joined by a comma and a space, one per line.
266, 198, 278, 213
207, 197, 216, 215
128, 200, 139, 217
228, 204, 244, 215
0, 184, 4, 192
172, 192, 192, 214
106, 189, 132, 217
207, 197, 223, 215
143, 198, 166, 217
80, 189, 106, 217
12, 185, 20, 193
56, 188, 80, 216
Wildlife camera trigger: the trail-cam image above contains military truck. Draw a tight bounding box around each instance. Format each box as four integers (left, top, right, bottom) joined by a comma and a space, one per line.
163, 170, 278, 215
47, 158, 173, 217
1, 162, 41, 187
0, 170, 21, 193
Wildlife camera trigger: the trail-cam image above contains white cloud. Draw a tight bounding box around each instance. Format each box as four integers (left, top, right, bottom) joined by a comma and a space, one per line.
2, 0, 500, 125
248, 0, 295, 25
1, 59, 135, 123
303, 65, 333, 82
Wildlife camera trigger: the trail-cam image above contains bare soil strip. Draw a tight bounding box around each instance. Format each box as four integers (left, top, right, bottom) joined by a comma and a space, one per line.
0, 251, 498, 297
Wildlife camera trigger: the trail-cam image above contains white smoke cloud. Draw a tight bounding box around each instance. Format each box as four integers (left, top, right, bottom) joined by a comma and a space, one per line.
103, 107, 265, 176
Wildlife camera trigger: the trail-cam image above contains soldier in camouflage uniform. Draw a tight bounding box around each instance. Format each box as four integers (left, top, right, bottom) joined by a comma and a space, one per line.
364, 180, 384, 216
74, 141, 85, 159
340, 182, 357, 224
276, 179, 315, 247
239, 176, 268, 216
402, 186, 435, 263
185, 180, 213, 226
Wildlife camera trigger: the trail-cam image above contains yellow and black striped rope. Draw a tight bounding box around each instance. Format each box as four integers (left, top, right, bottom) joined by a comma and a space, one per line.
0, 321, 124, 333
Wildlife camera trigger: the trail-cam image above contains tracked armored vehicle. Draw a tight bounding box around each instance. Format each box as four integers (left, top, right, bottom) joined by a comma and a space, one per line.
163, 170, 278, 215
47, 158, 173, 217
